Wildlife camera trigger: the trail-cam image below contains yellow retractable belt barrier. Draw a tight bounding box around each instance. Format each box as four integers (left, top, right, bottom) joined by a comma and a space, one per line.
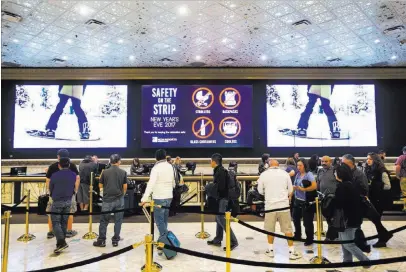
17, 189, 35, 242
310, 197, 330, 264
225, 211, 232, 272
2, 211, 12, 272
196, 173, 210, 239
83, 172, 98, 240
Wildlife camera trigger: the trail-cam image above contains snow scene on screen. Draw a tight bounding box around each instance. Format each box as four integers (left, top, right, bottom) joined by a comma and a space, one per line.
266, 84, 377, 147
14, 85, 127, 148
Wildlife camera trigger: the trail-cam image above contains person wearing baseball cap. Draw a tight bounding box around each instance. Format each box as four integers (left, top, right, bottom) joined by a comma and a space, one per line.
395, 146, 406, 212
45, 149, 79, 239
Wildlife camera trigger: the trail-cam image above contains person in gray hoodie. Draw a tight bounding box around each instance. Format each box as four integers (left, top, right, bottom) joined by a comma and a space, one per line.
317, 156, 339, 241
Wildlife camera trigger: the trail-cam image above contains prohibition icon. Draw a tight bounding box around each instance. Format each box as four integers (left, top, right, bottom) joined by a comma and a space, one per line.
219, 87, 241, 109
219, 117, 241, 139
192, 87, 214, 109
192, 116, 214, 139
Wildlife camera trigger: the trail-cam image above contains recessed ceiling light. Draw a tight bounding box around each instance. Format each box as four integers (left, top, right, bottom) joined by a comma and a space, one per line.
24, 2, 32, 7
222, 38, 228, 43
324, 39, 329, 44
261, 55, 267, 61
287, 20, 293, 23
178, 5, 188, 15
12, 39, 19, 43
66, 39, 73, 44
62, 56, 68, 60
272, 39, 278, 43
195, 55, 201, 60
366, 2, 371, 5
78, 5, 91, 16
199, 13, 202, 16
391, 55, 397, 60
230, 3, 236, 8
306, 1, 314, 4
374, 39, 380, 43
326, 56, 331, 60
275, 12, 281, 16
129, 55, 135, 61
117, 39, 124, 44
172, 48, 177, 52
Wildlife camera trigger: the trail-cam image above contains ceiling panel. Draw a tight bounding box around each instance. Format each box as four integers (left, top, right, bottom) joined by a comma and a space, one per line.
1, 0, 405, 67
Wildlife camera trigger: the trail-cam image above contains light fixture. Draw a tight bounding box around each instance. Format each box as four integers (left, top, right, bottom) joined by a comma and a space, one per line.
66, 39, 73, 44
324, 39, 329, 44
178, 5, 188, 15
272, 39, 278, 43
374, 39, 380, 43
12, 39, 19, 43
117, 39, 123, 44
391, 55, 397, 60
62, 56, 68, 60
326, 56, 331, 60
366, 2, 371, 5
261, 55, 267, 61
275, 12, 281, 16
195, 55, 201, 60
222, 38, 228, 43
78, 5, 91, 16
306, 1, 314, 4
129, 55, 135, 61
287, 20, 293, 23
172, 48, 177, 52
230, 3, 236, 8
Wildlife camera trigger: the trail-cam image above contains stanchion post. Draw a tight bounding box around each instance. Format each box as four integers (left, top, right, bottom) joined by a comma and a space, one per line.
83, 172, 98, 240
310, 197, 330, 264
141, 202, 162, 272
17, 189, 35, 242
195, 173, 210, 239
225, 211, 231, 272
2, 211, 11, 272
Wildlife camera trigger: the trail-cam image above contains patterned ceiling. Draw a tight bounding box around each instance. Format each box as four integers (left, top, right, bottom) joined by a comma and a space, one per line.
1, 0, 406, 67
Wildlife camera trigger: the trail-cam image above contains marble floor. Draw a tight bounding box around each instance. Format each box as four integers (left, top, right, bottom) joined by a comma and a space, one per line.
2, 221, 406, 272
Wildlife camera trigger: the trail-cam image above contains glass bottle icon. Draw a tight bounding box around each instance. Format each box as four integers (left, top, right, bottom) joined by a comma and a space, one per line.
200, 119, 206, 136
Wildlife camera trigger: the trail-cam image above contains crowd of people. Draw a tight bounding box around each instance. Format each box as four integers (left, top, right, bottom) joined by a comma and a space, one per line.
44, 146, 406, 264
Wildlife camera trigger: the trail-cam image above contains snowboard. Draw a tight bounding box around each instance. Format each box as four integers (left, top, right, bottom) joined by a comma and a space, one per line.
278, 128, 350, 140
26, 129, 101, 141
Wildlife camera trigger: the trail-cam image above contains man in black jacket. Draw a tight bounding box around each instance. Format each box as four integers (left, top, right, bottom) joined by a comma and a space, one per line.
78, 155, 98, 211
207, 153, 238, 251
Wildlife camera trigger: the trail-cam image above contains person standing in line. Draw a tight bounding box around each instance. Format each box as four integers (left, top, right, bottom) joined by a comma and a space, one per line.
94, 154, 127, 247
257, 159, 301, 260
395, 146, 406, 212
317, 156, 339, 241
207, 153, 239, 251
78, 155, 97, 212
292, 158, 317, 246
49, 157, 79, 253
341, 154, 392, 249
141, 149, 175, 238
334, 164, 370, 266
46, 149, 78, 239
258, 153, 270, 174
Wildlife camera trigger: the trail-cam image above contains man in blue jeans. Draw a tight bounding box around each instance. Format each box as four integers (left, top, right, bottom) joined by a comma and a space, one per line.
49, 157, 79, 253
207, 153, 239, 251
141, 149, 176, 238
94, 154, 127, 247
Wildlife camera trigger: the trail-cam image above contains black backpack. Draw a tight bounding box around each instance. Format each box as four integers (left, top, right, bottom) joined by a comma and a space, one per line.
321, 193, 336, 220
227, 169, 241, 200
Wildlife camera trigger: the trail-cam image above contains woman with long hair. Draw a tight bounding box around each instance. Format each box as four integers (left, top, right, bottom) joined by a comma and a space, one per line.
130, 158, 141, 175
292, 158, 317, 246
334, 164, 370, 265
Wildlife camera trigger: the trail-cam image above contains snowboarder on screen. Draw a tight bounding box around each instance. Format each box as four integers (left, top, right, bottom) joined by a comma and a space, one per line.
30, 85, 90, 140
280, 85, 341, 139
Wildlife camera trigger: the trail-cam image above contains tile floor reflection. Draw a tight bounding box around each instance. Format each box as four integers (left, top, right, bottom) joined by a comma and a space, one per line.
2, 221, 406, 272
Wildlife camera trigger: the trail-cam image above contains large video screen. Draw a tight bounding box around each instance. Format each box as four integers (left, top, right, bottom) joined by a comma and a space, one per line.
142, 85, 253, 148
14, 85, 127, 148
266, 84, 377, 147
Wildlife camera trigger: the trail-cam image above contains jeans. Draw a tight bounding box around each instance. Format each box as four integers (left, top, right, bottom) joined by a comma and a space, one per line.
98, 197, 124, 242
339, 228, 370, 262
50, 200, 71, 245
214, 198, 238, 245
46, 94, 88, 133
292, 199, 315, 243
297, 93, 338, 132
154, 199, 172, 237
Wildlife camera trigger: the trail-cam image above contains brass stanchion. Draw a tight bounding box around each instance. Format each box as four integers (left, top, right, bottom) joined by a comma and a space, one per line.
83, 172, 98, 240
2, 211, 11, 272
141, 201, 162, 272
17, 189, 35, 242
195, 173, 210, 239
225, 211, 231, 272
310, 197, 330, 264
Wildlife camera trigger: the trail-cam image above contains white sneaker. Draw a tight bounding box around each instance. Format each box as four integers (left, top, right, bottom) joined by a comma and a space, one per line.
265, 250, 274, 258
289, 251, 302, 260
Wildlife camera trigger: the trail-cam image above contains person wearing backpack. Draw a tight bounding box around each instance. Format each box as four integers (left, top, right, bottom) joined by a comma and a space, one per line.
395, 146, 406, 212
207, 153, 239, 251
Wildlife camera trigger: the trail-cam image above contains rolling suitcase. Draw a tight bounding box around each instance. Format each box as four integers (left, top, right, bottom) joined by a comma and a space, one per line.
157, 231, 180, 260
124, 189, 135, 216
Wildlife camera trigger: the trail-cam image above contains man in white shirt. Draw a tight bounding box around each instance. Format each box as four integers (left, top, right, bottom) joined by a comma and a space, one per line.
257, 159, 301, 260
141, 149, 176, 237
